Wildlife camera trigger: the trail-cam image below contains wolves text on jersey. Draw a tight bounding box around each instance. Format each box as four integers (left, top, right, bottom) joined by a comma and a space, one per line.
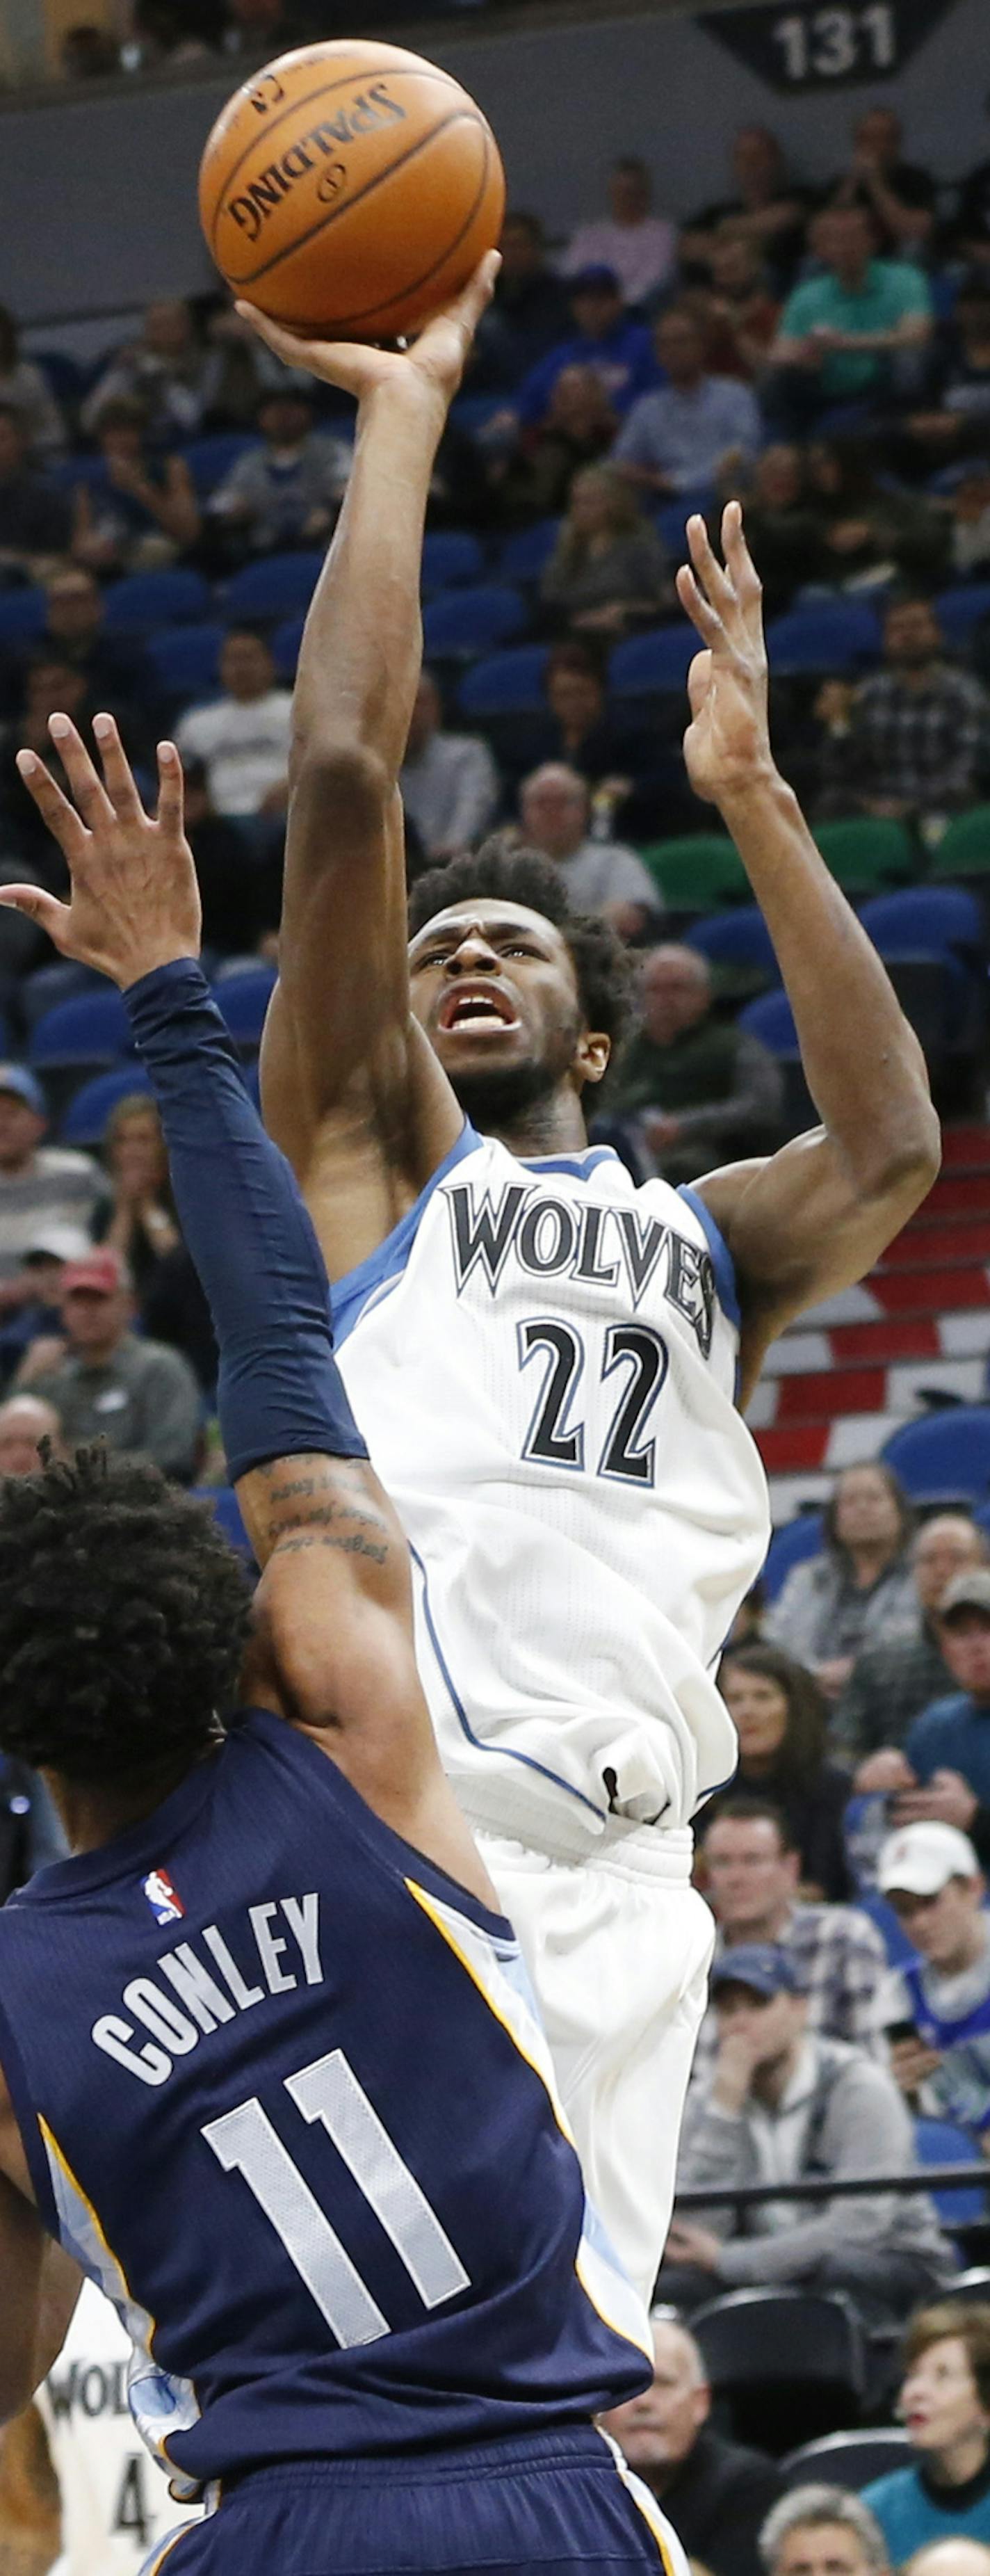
92, 1894, 322, 2087
445, 1182, 717, 1360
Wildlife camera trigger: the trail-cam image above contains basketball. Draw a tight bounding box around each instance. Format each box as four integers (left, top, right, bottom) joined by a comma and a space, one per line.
198, 39, 505, 342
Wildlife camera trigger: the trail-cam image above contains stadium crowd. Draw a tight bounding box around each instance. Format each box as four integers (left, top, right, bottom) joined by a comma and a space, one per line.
5, 100, 990, 2576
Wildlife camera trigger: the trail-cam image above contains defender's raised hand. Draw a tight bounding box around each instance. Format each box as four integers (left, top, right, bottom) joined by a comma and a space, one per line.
236, 250, 500, 411
676, 501, 774, 807
0, 716, 201, 990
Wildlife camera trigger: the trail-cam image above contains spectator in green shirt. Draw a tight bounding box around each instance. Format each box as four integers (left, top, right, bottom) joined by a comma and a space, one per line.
765, 204, 932, 436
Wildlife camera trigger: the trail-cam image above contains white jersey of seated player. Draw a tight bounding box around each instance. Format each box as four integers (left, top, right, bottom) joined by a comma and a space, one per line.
37, 2280, 202, 2576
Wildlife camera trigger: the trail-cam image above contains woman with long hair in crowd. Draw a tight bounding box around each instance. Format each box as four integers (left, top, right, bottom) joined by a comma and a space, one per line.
539, 463, 670, 637
714, 1640, 852, 1899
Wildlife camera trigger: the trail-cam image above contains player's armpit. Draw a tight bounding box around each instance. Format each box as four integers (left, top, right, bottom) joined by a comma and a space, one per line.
695, 1123, 938, 1408
0, 2407, 60, 2576
236, 1453, 498, 1907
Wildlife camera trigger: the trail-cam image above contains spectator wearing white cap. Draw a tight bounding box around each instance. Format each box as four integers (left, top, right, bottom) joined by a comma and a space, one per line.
0, 1068, 103, 1285
870, 1575, 990, 1873
0, 1221, 93, 1387
877, 1820, 990, 2149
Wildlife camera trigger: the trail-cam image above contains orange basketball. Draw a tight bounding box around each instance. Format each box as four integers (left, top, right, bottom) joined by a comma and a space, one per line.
199, 39, 505, 341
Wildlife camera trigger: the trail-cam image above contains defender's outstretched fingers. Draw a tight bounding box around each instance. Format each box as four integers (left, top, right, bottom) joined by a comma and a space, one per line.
155, 740, 185, 837
15, 749, 90, 864
0, 881, 71, 945
722, 500, 765, 622
48, 716, 115, 834
91, 714, 146, 825
676, 560, 722, 646
685, 513, 735, 615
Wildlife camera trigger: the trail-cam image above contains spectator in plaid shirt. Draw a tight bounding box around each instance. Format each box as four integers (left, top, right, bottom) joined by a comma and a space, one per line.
849, 596, 990, 820
690, 1798, 887, 2082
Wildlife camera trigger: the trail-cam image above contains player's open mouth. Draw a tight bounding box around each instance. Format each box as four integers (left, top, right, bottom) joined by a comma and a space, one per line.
438, 985, 520, 1033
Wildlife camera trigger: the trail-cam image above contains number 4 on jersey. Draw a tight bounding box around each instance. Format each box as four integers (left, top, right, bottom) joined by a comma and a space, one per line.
519, 1319, 668, 1486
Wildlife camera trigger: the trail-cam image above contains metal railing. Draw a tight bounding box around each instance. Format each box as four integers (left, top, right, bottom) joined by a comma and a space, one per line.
678, 2166, 990, 2211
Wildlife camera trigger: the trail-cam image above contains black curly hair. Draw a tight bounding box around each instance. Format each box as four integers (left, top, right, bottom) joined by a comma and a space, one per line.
0, 1447, 252, 1787
407, 844, 637, 1052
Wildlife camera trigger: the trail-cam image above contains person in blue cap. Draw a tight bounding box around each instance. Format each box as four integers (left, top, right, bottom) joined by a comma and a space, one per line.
658, 1942, 952, 2327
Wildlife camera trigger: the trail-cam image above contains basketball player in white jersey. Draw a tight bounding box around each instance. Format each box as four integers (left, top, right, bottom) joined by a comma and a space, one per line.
186, 270, 943, 2299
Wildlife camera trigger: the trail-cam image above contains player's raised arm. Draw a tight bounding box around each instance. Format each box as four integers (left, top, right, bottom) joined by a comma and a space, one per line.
1, 718, 493, 1903
238, 265, 497, 1273
674, 503, 941, 1403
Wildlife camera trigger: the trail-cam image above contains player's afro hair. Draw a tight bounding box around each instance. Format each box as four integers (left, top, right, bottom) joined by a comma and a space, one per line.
408, 844, 638, 1051
0, 1446, 252, 1786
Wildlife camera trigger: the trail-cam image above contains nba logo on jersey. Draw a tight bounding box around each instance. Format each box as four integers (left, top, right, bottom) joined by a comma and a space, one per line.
142, 1868, 184, 1925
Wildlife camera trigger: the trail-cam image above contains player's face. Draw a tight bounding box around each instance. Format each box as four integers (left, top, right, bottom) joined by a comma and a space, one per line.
408, 901, 589, 1095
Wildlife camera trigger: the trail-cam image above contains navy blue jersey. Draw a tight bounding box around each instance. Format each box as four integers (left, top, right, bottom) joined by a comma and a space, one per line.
0, 1712, 649, 2490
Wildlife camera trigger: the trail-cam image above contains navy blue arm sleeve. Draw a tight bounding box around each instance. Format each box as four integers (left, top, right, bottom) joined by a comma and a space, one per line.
124, 958, 368, 1484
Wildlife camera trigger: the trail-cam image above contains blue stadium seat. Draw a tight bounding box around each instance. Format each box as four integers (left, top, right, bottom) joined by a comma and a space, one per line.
738, 990, 799, 1054
0, 588, 47, 647
225, 552, 323, 622
859, 886, 984, 957
763, 1513, 824, 1602
102, 567, 211, 634
882, 1406, 990, 1505
497, 520, 562, 585
182, 431, 259, 495
59, 1065, 153, 1148
272, 614, 305, 682
914, 2116, 987, 2228
421, 531, 485, 595
193, 1486, 254, 1559
609, 625, 696, 697
211, 966, 276, 1049
685, 908, 779, 978
458, 645, 549, 718
29, 988, 131, 1072
423, 585, 526, 660
146, 624, 225, 703
765, 602, 882, 676
935, 582, 990, 648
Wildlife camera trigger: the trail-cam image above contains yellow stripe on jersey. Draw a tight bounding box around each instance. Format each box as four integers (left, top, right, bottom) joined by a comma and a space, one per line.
38, 2118, 200, 2474
140, 2518, 200, 2576
610, 2440, 683, 2576
404, 1878, 575, 2141
405, 1879, 651, 2367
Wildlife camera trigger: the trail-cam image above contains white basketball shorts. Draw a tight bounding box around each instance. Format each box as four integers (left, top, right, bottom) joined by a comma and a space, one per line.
476, 1820, 715, 2311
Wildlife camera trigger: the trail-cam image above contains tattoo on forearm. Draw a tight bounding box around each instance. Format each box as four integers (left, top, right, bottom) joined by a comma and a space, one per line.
271, 1529, 388, 1563
263, 1463, 390, 1566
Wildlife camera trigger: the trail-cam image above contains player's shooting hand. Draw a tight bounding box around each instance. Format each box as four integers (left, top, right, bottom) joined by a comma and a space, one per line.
0, 715, 201, 989
677, 502, 774, 810
235, 250, 500, 412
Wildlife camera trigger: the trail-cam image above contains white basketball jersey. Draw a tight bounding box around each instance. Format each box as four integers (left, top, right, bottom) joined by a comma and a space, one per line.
38, 2283, 201, 2576
334, 1130, 770, 1853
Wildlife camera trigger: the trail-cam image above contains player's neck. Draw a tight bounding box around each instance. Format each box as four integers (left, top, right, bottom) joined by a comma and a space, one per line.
496, 1090, 590, 1158
47, 1745, 216, 1854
